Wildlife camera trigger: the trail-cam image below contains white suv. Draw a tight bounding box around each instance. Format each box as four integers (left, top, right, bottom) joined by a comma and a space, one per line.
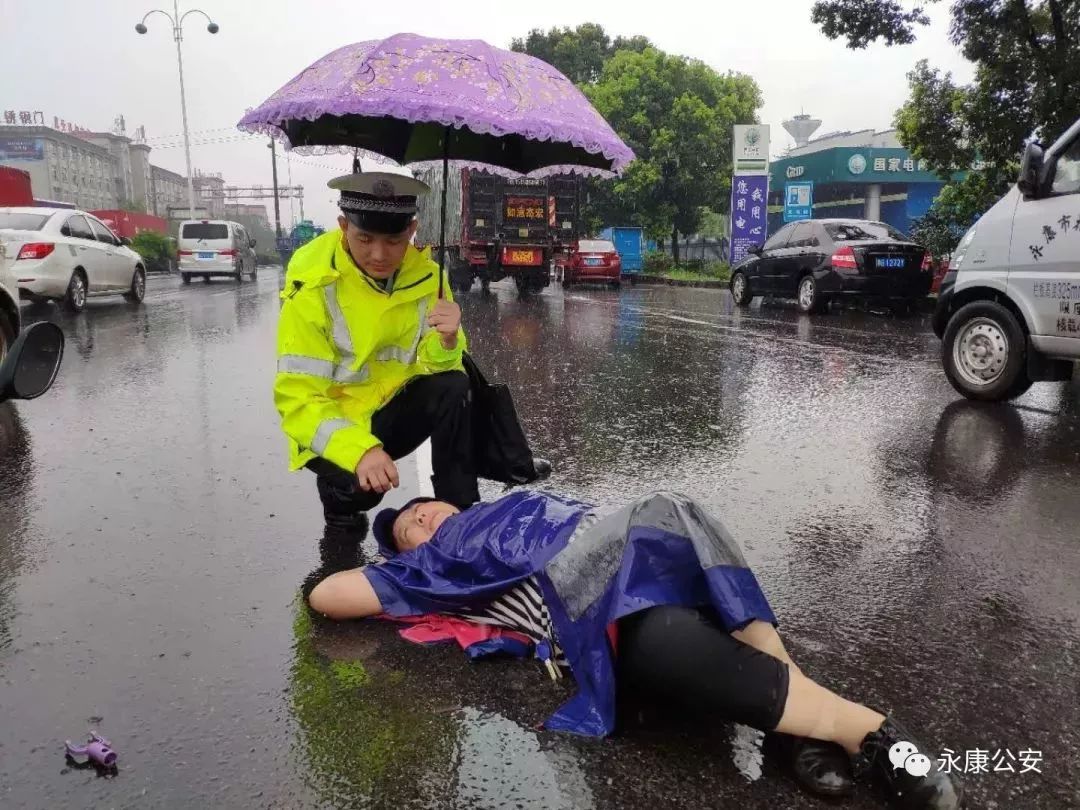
0, 207, 146, 312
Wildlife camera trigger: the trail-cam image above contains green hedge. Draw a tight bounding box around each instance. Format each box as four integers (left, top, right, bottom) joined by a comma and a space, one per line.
130, 231, 176, 273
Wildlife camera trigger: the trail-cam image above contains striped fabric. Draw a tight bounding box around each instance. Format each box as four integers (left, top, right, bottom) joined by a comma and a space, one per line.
452, 576, 565, 665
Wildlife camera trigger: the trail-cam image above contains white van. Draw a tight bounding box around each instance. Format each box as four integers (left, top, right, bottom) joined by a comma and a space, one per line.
178, 220, 257, 284
933, 116, 1080, 400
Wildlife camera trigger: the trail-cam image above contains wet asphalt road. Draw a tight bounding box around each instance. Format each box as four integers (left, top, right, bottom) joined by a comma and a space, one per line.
1, 271, 1078, 809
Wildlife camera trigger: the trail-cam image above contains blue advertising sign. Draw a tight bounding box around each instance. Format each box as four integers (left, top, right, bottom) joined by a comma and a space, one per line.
729, 174, 769, 264
0, 138, 44, 161
784, 181, 813, 222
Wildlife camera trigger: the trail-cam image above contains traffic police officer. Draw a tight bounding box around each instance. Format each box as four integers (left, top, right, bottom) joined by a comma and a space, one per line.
274, 171, 478, 530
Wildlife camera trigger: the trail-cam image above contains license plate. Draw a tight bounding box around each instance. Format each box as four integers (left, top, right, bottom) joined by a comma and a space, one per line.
875, 256, 905, 269
510, 250, 536, 264
585, 258, 602, 266
198, 252, 215, 260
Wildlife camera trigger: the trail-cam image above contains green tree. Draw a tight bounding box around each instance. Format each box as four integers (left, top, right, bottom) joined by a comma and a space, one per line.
584, 48, 761, 262
811, 0, 1080, 251
510, 23, 651, 84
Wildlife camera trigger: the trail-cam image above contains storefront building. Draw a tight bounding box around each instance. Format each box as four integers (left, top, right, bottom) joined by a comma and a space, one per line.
767, 127, 961, 235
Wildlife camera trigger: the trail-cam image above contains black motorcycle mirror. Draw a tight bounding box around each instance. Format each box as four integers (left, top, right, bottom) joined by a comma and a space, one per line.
0, 322, 65, 403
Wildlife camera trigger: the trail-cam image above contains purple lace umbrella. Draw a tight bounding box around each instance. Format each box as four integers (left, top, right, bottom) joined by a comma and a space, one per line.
237, 32, 634, 292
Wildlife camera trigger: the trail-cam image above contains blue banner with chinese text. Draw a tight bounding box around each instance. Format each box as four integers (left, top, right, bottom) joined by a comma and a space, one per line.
730, 175, 769, 264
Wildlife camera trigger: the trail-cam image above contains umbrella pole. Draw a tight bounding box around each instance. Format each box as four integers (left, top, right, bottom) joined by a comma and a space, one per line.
438, 125, 450, 299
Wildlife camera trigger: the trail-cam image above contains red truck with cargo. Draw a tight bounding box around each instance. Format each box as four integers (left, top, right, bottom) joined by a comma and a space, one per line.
90, 210, 168, 240
0, 167, 34, 207
414, 168, 580, 296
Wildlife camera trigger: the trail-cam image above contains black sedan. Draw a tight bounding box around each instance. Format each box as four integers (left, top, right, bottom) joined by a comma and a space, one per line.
729, 219, 932, 314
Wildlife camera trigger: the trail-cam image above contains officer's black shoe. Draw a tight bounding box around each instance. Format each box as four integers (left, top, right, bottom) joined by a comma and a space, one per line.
319, 519, 368, 570
791, 737, 855, 798
322, 510, 370, 535
852, 715, 962, 809
531, 457, 552, 482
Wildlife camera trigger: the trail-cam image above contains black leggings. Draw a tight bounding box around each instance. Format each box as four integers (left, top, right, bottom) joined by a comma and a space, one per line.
616, 605, 791, 732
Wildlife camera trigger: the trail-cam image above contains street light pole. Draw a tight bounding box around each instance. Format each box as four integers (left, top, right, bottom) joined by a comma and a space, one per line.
269, 139, 282, 238
136, 1, 219, 219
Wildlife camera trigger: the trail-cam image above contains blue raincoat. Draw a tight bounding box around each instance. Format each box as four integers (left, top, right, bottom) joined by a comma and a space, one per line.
364, 490, 777, 737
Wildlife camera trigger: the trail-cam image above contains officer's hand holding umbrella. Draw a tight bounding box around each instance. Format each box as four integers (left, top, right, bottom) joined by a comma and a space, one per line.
242, 32, 633, 489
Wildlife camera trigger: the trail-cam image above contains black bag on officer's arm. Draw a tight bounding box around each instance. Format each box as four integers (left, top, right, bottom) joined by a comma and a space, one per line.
461, 352, 548, 485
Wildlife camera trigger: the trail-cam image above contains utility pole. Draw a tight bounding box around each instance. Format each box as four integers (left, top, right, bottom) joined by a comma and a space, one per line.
269, 139, 282, 237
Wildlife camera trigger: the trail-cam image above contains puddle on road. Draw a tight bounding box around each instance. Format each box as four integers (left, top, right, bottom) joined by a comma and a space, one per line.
291, 600, 597, 808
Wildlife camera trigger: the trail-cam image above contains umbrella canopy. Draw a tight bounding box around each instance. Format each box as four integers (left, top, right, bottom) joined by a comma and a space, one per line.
237, 32, 633, 177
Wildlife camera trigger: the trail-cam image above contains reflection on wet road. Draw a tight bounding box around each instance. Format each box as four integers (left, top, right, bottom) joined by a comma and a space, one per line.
1, 274, 1077, 808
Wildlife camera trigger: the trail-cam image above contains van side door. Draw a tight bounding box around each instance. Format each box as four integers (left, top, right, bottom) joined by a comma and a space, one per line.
1008, 134, 1080, 347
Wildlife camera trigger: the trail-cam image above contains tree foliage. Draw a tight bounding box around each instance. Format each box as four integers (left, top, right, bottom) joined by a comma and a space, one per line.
813, 0, 1080, 251
584, 48, 761, 241
512, 25, 760, 248
510, 23, 651, 84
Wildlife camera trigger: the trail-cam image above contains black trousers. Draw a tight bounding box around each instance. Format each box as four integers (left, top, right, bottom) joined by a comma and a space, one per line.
617, 605, 791, 732
306, 371, 480, 525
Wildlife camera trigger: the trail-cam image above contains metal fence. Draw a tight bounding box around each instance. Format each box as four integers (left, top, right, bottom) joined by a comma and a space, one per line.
655, 238, 729, 262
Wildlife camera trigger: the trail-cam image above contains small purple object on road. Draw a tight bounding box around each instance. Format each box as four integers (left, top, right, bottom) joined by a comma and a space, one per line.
64, 731, 117, 768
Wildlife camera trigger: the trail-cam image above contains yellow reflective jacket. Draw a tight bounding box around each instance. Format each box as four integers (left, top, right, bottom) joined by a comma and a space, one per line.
274, 231, 466, 474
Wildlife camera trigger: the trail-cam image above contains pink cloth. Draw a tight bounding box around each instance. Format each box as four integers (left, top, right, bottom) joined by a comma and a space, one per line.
379, 613, 533, 650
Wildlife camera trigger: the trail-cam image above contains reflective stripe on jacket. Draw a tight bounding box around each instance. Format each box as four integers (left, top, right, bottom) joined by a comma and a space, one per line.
274, 230, 466, 473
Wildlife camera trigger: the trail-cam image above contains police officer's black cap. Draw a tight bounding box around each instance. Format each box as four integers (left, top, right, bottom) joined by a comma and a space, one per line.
329, 171, 430, 235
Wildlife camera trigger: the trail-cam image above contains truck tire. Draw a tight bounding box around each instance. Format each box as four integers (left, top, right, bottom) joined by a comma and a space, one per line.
942, 300, 1029, 401
514, 275, 531, 297
450, 262, 473, 294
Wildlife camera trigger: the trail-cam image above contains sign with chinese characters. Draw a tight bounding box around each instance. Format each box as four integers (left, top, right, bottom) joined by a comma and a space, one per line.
1, 110, 91, 134
0, 138, 44, 161
733, 125, 770, 174
504, 196, 546, 220
784, 181, 813, 222
2, 110, 45, 126
770, 147, 957, 188
730, 174, 769, 264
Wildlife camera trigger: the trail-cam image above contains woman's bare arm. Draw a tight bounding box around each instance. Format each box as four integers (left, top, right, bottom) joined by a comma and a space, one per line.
308, 568, 384, 619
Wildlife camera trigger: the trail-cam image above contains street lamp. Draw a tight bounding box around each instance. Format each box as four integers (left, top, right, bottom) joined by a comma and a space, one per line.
135, 1, 219, 220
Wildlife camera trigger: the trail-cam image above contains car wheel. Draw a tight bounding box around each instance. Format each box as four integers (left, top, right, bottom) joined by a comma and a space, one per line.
64, 270, 87, 313
730, 271, 752, 306
797, 275, 822, 314
0, 308, 15, 367
182, 273, 192, 285
124, 266, 146, 303
942, 300, 1029, 401
610, 279, 621, 289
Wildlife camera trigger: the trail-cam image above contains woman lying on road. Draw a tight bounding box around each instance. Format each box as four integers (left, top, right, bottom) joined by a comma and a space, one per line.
308, 490, 961, 810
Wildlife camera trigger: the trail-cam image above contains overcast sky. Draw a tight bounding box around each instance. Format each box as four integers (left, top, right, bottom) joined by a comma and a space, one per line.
2, 0, 973, 229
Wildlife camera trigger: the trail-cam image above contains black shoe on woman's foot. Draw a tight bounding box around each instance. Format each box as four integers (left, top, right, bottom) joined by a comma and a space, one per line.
792, 737, 855, 798
852, 716, 962, 809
